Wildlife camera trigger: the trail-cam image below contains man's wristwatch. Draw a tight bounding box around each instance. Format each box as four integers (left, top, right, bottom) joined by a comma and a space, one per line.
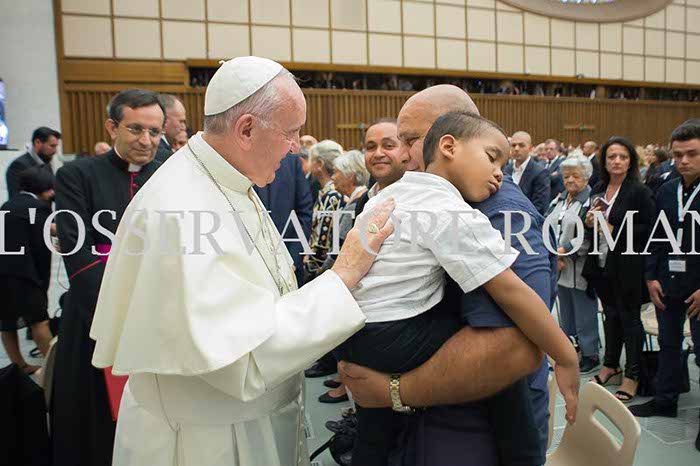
389, 374, 415, 414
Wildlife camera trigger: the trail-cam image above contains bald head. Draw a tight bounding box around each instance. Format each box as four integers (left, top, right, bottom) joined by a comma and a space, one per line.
510, 131, 533, 164
398, 85, 479, 171
582, 140, 597, 156
403, 85, 479, 118
94, 141, 110, 155
512, 131, 532, 145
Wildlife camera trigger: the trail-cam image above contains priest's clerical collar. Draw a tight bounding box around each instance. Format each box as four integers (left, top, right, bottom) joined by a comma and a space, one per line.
188, 132, 253, 193
111, 147, 143, 173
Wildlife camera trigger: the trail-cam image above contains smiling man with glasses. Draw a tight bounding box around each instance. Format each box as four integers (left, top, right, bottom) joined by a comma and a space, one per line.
50, 88, 165, 466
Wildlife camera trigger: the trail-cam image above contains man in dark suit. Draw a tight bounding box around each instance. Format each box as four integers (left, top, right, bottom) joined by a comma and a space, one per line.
632, 121, 700, 450
299, 148, 321, 203
583, 141, 600, 187
154, 94, 187, 163
6, 126, 60, 197
254, 153, 313, 286
504, 131, 550, 214
543, 138, 565, 200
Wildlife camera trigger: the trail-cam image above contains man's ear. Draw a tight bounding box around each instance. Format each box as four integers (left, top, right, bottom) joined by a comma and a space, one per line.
105, 119, 118, 140
234, 114, 255, 149
438, 134, 457, 161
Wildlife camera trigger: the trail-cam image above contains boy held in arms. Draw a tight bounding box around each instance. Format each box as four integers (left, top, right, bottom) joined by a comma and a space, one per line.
341, 112, 579, 465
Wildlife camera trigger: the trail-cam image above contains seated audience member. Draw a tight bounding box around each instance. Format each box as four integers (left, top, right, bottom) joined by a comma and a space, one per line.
0, 166, 56, 374
546, 154, 600, 373
505, 130, 550, 214
631, 121, 700, 446
338, 112, 579, 466
583, 137, 655, 402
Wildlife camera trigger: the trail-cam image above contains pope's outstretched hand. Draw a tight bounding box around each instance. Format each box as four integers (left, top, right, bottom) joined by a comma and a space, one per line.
332, 198, 395, 290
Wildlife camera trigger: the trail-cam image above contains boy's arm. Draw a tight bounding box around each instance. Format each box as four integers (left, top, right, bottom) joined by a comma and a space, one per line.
429, 209, 519, 294
482, 269, 577, 369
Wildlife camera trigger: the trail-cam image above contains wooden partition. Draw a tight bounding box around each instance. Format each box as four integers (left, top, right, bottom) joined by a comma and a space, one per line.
61, 86, 699, 154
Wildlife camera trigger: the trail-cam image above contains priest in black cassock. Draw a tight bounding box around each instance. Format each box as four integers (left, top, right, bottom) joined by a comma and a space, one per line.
50, 88, 164, 466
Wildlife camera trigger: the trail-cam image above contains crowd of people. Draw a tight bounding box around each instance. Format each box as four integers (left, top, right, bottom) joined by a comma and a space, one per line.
0, 56, 698, 466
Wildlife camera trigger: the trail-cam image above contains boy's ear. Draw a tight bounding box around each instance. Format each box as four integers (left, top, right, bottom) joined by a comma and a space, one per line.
438, 134, 457, 160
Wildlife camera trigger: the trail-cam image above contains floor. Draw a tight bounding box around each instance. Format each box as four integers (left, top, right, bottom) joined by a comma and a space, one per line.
2, 263, 698, 465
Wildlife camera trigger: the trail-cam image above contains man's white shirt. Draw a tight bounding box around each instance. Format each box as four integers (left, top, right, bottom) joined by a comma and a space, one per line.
512, 156, 531, 186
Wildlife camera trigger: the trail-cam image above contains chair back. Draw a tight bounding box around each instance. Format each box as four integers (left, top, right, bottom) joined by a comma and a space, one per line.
546, 382, 641, 466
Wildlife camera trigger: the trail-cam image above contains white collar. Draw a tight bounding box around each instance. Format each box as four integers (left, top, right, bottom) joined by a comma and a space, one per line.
113, 147, 143, 173
187, 132, 253, 194
368, 182, 381, 198
514, 156, 531, 172
399, 171, 462, 199
161, 134, 171, 148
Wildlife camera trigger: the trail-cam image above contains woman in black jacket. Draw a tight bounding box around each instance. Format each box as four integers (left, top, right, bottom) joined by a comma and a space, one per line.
583, 137, 655, 402
0, 165, 55, 374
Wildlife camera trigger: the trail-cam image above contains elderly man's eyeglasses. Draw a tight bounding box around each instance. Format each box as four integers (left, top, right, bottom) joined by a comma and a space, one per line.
121, 123, 163, 138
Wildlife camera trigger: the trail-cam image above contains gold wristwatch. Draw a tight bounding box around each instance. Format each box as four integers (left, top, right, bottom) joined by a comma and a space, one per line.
389, 374, 415, 414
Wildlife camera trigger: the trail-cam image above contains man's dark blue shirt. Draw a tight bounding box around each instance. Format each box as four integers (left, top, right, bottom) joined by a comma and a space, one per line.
464, 178, 557, 461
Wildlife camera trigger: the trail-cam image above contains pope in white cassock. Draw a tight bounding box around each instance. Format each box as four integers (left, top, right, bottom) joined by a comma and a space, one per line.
89, 56, 395, 466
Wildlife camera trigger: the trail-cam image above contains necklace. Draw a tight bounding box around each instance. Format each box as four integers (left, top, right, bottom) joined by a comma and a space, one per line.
187, 141, 294, 295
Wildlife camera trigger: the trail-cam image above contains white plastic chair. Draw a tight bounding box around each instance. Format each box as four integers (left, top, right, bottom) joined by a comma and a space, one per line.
546, 382, 641, 466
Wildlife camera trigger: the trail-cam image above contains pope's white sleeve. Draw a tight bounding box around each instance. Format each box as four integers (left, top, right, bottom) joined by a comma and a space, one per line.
198, 270, 365, 401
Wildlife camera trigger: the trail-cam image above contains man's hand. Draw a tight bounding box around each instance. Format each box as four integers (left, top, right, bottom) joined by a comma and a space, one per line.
332, 198, 395, 290
685, 289, 700, 319
338, 361, 391, 408
647, 280, 666, 311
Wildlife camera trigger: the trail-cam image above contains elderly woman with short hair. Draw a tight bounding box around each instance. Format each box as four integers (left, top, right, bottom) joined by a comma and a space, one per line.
305, 140, 346, 281
546, 154, 601, 374
321, 150, 370, 271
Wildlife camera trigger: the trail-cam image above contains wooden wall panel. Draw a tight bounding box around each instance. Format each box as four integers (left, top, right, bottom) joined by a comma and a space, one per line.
61, 87, 699, 154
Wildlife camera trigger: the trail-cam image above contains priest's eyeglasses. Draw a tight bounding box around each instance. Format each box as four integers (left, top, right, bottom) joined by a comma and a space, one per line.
122, 124, 164, 139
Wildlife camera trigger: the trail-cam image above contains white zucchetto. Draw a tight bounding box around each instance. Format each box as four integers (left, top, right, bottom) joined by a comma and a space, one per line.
204, 56, 284, 116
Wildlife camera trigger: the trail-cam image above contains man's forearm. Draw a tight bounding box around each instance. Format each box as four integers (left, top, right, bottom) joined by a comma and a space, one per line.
400, 326, 542, 407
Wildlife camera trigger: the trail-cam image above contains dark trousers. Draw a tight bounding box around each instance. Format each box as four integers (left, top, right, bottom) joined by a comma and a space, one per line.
602, 297, 644, 380
336, 309, 462, 466
654, 296, 700, 407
